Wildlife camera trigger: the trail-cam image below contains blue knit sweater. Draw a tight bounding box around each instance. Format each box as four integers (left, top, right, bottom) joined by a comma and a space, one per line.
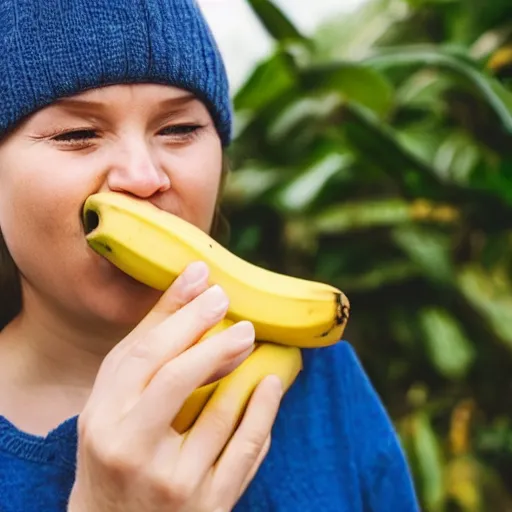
0, 342, 420, 511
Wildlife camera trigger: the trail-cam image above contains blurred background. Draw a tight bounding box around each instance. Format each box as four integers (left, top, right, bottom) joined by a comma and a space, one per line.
199, 1, 512, 510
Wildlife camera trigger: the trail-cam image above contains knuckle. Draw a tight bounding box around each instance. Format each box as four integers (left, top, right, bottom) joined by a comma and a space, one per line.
146, 471, 174, 502
79, 422, 140, 478
240, 424, 271, 464
166, 476, 196, 505
99, 441, 139, 475
196, 304, 222, 324
127, 336, 153, 360
241, 434, 266, 464
76, 412, 103, 450
157, 363, 183, 391
261, 435, 272, 459
172, 279, 195, 304
173, 270, 208, 303
205, 401, 235, 435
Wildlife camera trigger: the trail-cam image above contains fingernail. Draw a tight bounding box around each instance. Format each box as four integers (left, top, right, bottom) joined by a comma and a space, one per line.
230, 321, 256, 348
206, 285, 229, 313
265, 374, 284, 398
183, 261, 208, 286
230, 343, 255, 366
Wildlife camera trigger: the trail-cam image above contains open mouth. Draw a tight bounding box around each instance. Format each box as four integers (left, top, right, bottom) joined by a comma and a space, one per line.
82, 207, 113, 255
83, 208, 100, 235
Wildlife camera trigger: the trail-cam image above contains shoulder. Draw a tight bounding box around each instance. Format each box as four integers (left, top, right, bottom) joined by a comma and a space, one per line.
301, 339, 370, 384
296, 340, 387, 418
282, 341, 421, 511
274, 340, 400, 462
296, 341, 407, 462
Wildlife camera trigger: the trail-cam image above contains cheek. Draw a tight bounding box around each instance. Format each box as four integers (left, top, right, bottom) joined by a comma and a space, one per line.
0, 147, 94, 261
170, 141, 222, 230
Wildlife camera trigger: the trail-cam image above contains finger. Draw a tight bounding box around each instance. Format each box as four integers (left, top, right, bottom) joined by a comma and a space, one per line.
115, 284, 231, 397
89, 261, 211, 401
124, 261, 211, 345
210, 375, 282, 506
205, 344, 256, 386
123, 320, 256, 438
237, 435, 271, 500
179, 372, 281, 495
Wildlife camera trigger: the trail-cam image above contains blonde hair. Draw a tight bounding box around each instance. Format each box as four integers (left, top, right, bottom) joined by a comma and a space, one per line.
0, 154, 231, 331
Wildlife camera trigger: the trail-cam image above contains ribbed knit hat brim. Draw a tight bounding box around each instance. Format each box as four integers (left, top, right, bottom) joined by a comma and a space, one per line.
0, 0, 232, 145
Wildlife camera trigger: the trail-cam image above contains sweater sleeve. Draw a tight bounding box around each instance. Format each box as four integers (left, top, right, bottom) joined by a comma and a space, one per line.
324, 342, 421, 512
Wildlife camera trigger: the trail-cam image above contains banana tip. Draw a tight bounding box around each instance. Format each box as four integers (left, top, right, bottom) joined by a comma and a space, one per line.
335, 292, 350, 326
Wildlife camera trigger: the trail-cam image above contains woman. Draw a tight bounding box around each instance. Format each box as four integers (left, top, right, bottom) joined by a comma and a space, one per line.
0, 0, 420, 511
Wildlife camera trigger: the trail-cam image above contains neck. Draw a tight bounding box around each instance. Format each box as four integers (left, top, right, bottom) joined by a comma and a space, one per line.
0, 275, 154, 436
0, 287, 134, 424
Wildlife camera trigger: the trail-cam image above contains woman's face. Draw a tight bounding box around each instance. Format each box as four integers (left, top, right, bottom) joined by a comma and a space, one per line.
0, 83, 223, 331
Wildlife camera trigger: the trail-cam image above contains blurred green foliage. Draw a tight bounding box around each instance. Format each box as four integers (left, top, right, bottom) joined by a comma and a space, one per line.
221, 0, 512, 510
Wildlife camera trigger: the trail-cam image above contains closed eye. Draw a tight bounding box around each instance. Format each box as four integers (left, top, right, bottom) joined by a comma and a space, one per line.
52, 129, 99, 142
158, 124, 204, 138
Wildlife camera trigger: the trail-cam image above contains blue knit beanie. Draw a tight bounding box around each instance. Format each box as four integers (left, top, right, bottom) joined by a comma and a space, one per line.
0, 0, 232, 146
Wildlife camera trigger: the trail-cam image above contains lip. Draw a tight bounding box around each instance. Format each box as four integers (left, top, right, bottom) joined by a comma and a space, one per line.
79, 196, 93, 236
85, 237, 149, 289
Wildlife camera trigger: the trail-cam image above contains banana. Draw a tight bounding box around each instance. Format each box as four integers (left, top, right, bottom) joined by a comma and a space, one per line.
199, 318, 235, 340
83, 192, 350, 348
173, 379, 219, 434
172, 318, 234, 433
173, 319, 303, 434
176, 342, 303, 435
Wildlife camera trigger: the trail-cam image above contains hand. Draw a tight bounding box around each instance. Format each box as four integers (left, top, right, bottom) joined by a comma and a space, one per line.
68, 261, 283, 512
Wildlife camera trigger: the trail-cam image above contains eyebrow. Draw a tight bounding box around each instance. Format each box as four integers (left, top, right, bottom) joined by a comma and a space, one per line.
53, 91, 197, 111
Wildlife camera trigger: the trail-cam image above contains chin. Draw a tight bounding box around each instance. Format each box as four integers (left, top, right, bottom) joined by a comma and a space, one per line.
80, 258, 164, 329
84, 281, 162, 330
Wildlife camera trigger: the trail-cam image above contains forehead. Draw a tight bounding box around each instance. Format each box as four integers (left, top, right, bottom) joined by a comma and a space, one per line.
51, 83, 200, 110
0, 83, 210, 146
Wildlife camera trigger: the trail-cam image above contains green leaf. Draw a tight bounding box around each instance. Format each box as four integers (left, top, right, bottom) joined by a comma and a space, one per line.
419, 307, 476, 379
246, 0, 310, 45
412, 412, 446, 511
396, 125, 452, 172
313, 0, 407, 62
405, 0, 458, 5
314, 198, 459, 234
333, 261, 420, 292
233, 52, 297, 113
395, 69, 454, 108
275, 153, 354, 212
456, 265, 512, 350
363, 45, 512, 133
314, 198, 413, 233
224, 167, 282, 204
432, 131, 483, 184
392, 225, 454, 284
341, 103, 446, 199
267, 93, 342, 142
299, 62, 395, 117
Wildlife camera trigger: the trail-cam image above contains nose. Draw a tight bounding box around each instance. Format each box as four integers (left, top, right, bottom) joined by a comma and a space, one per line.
106, 138, 171, 198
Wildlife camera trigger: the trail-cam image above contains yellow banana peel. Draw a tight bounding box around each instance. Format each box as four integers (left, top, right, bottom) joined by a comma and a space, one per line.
83, 192, 350, 348
82, 192, 347, 434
